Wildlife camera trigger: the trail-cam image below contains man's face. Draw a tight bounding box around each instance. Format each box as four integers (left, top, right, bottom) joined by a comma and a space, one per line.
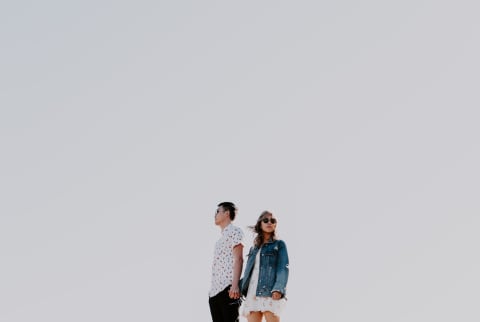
214, 206, 229, 225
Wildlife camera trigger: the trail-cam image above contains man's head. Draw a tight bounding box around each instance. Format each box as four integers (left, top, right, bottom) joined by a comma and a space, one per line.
215, 201, 237, 226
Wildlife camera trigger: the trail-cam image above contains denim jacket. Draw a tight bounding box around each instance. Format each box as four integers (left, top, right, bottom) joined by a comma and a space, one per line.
240, 239, 289, 298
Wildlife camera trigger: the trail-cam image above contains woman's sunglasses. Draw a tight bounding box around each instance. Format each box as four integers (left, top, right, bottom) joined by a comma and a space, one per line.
261, 218, 277, 224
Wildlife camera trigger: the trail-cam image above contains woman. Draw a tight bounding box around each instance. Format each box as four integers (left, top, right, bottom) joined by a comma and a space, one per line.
240, 211, 289, 322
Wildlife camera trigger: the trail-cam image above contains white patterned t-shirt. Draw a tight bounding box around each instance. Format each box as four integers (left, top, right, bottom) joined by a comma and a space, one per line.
209, 224, 244, 297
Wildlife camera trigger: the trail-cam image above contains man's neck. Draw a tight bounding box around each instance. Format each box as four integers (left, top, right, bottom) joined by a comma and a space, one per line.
220, 220, 232, 231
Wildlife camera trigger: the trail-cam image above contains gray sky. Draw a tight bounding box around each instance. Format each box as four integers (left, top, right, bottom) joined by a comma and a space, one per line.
1, 1, 479, 321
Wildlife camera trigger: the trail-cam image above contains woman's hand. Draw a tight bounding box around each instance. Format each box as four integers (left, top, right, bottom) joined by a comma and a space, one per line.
272, 291, 282, 300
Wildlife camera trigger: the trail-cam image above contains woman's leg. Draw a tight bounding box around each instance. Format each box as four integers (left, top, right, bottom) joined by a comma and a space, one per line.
264, 311, 280, 322
246, 311, 263, 322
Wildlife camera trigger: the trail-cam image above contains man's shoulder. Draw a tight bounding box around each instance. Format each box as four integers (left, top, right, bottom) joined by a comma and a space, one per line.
225, 224, 244, 236
225, 223, 242, 231
231, 223, 243, 230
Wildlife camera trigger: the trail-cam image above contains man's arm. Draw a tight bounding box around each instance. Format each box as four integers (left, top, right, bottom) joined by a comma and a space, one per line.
229, 244, 244, 299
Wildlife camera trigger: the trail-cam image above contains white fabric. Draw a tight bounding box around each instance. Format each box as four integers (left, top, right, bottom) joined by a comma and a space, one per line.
209, 224, 244, 297
240, 250, 286, 317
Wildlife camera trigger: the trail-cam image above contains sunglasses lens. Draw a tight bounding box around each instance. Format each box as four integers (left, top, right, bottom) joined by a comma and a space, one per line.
262, 218, 277, 224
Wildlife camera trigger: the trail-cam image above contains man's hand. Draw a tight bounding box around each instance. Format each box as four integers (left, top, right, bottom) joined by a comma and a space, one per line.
229, 284, 240, 299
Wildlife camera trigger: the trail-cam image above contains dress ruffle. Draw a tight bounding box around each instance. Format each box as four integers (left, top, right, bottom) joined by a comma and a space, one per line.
239, 251, 286, 317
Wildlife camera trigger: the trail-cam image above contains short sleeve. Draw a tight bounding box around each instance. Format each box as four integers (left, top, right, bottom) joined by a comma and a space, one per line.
230, 226, 244, 248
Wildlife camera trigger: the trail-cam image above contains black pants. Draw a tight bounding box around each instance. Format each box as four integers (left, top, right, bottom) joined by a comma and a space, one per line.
209, 285, 240, 322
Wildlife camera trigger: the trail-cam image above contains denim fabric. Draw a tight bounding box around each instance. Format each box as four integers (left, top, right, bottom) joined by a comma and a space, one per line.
240, 240, 289, 297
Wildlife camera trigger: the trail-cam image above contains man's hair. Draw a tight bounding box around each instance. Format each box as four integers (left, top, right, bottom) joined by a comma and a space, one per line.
217, 201, 237, 221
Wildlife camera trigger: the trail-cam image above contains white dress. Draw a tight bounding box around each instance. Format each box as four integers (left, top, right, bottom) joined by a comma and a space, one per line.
240, 250, 286, 317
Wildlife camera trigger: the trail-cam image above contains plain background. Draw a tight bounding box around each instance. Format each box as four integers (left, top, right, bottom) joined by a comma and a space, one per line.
1, 1, 479, 321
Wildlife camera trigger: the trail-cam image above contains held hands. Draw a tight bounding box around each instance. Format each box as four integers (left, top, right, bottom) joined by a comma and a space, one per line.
272, 291, 282, 300
228, 284, 241, 299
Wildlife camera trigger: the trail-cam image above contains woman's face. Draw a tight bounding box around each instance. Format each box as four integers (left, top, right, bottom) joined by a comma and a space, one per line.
260, 214, 277, 233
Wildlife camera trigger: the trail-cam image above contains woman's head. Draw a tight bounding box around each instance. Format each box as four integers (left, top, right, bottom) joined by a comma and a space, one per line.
251, 210, 277, 246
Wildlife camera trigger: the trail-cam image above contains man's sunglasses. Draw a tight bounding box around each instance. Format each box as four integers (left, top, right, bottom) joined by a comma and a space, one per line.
261, 218, 277, 224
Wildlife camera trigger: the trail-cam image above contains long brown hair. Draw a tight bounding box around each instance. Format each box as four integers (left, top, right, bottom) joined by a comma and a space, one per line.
249, 211, 277, 248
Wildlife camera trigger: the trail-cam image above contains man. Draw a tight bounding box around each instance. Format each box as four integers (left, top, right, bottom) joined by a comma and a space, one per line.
209, 201, 244, 322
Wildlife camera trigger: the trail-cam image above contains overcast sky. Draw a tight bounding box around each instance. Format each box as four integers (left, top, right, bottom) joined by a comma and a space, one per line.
1, 1, 479, 321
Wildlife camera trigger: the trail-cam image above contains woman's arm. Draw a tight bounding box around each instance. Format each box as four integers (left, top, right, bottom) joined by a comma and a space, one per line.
272, 240, 289, 296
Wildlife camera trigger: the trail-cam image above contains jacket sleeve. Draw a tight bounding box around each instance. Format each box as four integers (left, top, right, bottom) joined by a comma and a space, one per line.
272, 240, 289, 296
240, 246, 254, 296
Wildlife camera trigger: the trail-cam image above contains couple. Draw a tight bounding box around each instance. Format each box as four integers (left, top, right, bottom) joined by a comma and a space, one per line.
209, 202, 289, 322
